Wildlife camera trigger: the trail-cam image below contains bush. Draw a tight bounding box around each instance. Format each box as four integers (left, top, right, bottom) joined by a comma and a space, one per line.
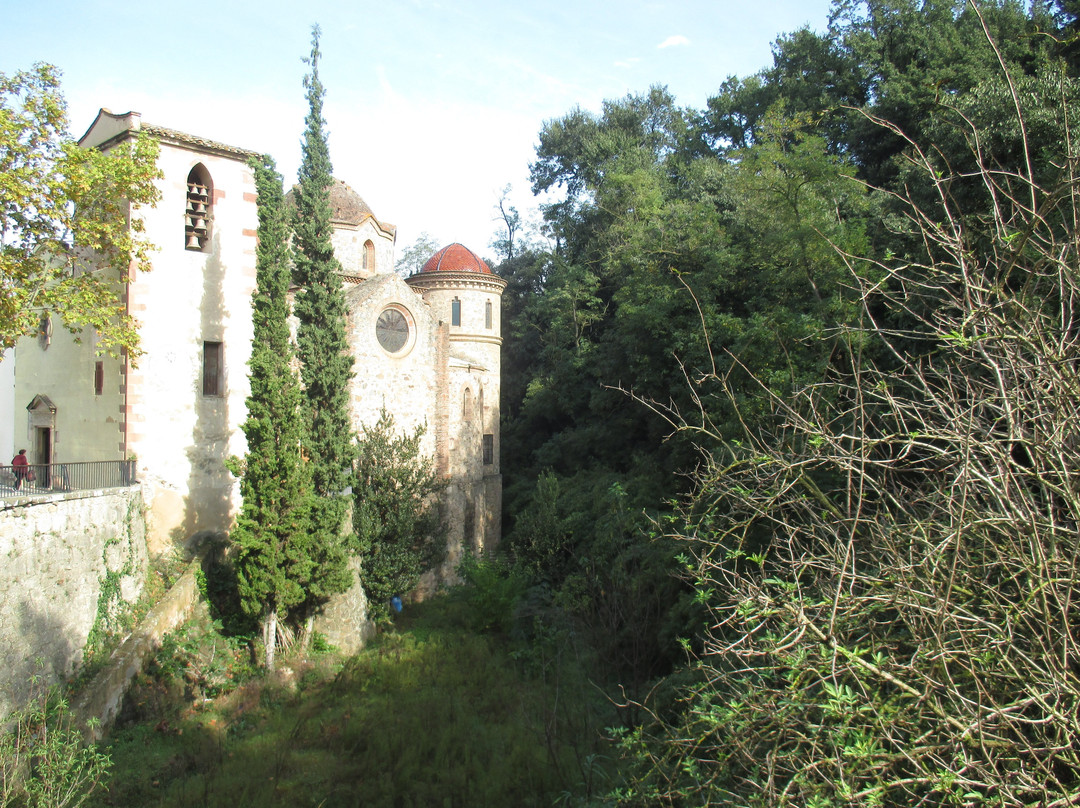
456, 552, 528, 634
353, 409, 445, 620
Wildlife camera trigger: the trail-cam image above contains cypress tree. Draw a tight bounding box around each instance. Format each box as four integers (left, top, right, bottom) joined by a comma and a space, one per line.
230, 156, 312, 671
291, 25, 353, 607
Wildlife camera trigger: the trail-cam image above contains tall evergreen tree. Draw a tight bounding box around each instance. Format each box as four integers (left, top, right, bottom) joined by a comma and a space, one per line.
291, 25, 354, 609
230, 156, 312, 671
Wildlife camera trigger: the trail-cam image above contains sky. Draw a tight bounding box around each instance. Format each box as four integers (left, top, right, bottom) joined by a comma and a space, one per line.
1, 0, 835, 263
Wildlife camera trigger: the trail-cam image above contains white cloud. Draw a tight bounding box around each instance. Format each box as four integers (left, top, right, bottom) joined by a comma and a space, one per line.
614, 57, 641, 69
657, 35, 690, 49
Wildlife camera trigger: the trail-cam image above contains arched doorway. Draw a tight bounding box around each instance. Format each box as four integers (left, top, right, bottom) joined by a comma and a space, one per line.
26, 394, 56, 484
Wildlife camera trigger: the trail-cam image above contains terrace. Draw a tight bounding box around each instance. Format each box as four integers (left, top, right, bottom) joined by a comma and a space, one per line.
0, 459, 137, 501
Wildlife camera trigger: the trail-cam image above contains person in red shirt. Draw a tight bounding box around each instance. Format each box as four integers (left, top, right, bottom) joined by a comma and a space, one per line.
11, 449, 29, 490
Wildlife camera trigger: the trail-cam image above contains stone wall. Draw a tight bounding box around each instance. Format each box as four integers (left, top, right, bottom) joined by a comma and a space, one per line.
0, 487, 148, 721
73, 559, 200, 741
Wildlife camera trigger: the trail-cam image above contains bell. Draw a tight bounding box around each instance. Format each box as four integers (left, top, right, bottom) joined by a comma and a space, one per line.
194, 218, 206, 231
187, 234, 202, 249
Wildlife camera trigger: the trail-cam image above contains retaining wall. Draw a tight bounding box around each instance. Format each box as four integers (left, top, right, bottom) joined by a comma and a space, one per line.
0, 487, 148, 721
73, 559, 200, 740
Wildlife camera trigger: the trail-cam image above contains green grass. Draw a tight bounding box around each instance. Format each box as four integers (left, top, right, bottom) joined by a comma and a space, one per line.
89, 596, 619, 807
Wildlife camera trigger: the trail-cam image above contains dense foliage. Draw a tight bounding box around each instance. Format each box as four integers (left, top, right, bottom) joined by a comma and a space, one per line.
614, 76, 1080, 805
495, 1, 1080, 804
0, 63, 160, 357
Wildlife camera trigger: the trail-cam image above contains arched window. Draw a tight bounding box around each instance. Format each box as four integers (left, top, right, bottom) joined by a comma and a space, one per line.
185, 165, 213, 251
485, 300, 493, 329
451, 297, 461, 327
363, 240, 376, 273
463, 388, 473, 423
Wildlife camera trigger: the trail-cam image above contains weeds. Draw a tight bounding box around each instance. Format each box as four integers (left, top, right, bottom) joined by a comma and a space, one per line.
91, 592, 619, 807
1, 673, 111, 808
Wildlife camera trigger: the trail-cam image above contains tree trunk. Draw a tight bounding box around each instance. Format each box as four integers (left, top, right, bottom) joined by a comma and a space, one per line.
299, 614, 314, 654
264, 610, 277, 672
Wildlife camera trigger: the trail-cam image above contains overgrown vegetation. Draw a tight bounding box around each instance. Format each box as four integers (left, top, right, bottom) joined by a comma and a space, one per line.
612, 75, 1080, 800
13, 2, 1080, 805
89, 590, 617, 808
73, 546, 186, 692
496, 1, 1080, 804
1, 675, 111, 808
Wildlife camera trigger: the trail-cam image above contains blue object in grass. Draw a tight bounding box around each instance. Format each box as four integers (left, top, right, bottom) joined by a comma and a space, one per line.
390, 595, 403, 613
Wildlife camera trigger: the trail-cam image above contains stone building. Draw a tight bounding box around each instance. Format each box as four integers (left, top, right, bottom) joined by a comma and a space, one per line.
10, 109, 504, 581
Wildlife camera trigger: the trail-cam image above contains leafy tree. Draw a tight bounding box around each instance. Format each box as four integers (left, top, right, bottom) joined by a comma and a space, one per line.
353, 409, 444, 621
394, 230, 439, 277
0, 63, 160, 357
703, 1, 1059, 187
509, 91, 871, 504
228, 157, 312, 671
291, 26, 354, 611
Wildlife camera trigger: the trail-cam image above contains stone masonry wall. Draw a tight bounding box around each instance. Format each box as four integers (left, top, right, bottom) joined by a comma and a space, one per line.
0, 487, 148, 721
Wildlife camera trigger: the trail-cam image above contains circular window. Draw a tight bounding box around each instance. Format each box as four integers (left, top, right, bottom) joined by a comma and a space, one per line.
376, 307, 411, 354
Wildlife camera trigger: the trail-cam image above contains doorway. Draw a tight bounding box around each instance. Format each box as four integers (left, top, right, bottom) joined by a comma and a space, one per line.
34, 426, 51, 466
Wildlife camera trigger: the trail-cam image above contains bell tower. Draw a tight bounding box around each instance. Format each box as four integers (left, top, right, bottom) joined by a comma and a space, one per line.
407, 244, 506, 564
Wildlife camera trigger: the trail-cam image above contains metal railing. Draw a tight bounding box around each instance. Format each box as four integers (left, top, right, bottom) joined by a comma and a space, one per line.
0, 460, 137, 498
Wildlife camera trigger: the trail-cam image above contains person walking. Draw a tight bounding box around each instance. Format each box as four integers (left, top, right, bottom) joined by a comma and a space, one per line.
11, 449, 29, 490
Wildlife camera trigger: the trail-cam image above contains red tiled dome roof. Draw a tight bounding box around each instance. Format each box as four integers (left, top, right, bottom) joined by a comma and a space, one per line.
420, 243, 491, 274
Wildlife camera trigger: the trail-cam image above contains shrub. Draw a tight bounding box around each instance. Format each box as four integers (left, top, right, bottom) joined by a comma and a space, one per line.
1, 677, 111, 808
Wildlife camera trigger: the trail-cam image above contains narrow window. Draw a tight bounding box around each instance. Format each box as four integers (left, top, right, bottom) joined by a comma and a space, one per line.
94, 361, 104, 396
202, 341, 223, 396
483, 434, 494, 465
464, 497, 476, 544
363, 240, 376, 272
463, 388, 473, 422
38, 313, 52, 350
185, 165, 213, 251
485, 300, 492, 329
451, 297, 461, 326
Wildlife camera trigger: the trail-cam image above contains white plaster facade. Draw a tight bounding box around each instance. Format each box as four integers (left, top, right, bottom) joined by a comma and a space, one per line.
14, 112, 260, 551
0, 348, 14, 463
